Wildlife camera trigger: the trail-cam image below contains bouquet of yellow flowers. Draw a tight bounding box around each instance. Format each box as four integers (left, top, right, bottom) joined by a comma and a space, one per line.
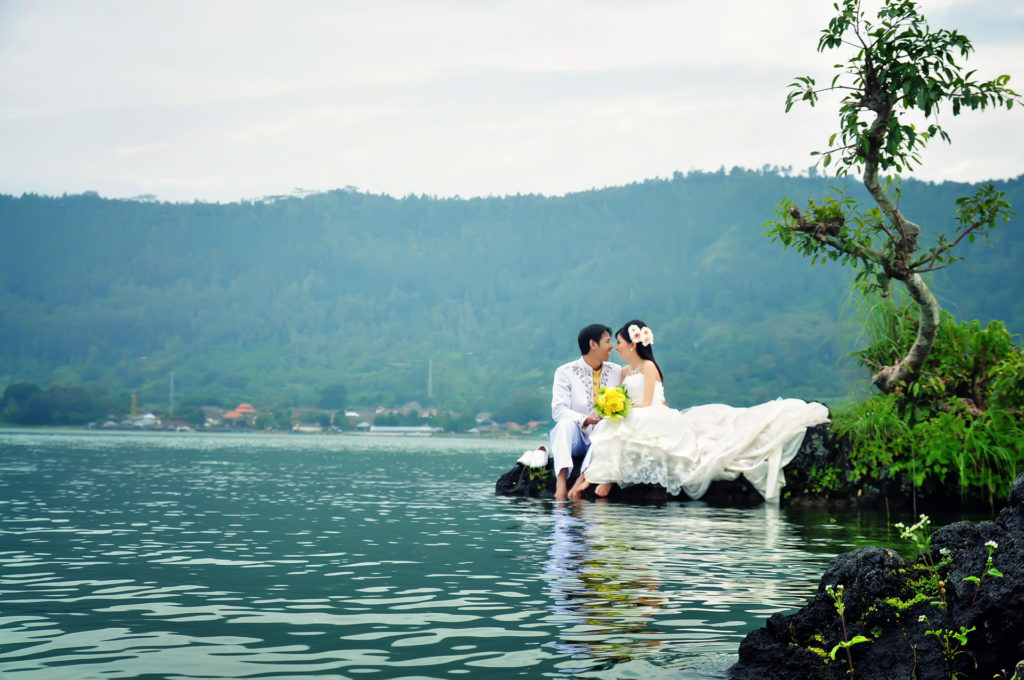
594, 385, 631, 420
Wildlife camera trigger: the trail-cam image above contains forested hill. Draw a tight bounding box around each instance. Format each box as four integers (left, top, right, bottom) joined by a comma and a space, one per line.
2, 169, 1022, 417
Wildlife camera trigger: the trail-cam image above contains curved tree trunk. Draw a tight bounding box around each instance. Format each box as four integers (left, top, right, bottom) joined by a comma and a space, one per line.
861, 120, 939, 394
871, 272, 941, 393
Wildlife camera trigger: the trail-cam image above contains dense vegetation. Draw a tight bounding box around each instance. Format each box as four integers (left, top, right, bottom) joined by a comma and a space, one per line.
770, 0, 1023, 506
829, 297, 1024, 506
2, 170, 1023, 423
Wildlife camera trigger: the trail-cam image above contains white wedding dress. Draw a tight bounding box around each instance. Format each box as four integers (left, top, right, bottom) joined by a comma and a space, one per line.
583, 373, 830, 502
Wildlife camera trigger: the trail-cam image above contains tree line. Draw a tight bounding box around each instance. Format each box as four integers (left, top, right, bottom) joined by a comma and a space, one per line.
1, 170, 1021, 422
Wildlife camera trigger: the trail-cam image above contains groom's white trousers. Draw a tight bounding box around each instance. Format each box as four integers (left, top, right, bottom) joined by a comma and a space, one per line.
548, 420, 589, 478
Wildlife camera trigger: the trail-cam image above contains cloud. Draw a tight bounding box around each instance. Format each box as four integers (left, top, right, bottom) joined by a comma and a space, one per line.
0, 0, 1020, 202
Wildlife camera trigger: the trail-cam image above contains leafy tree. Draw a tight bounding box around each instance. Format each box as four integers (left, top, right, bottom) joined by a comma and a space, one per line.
273, 410, 294, 430
316, 383, 347, 411
431, 410, 478, 433
174, 404, 206, 428
16, 384, 104, 425
373, 410, 425, 427
495, 387, 547, 425
767, 0, 1021, 393
2, 381, 40, 416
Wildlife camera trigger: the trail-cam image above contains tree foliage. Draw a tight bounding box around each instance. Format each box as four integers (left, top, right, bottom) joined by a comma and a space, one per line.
316, 383, 348, 411
494, 387, 548, 425
1, 382, 113, 425
2, 170, 1022, 416
832, 297, 1024, 504
767, 0, 1021, 393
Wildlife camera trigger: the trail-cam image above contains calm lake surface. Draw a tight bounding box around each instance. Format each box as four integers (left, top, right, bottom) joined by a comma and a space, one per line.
0, 429, 954, 679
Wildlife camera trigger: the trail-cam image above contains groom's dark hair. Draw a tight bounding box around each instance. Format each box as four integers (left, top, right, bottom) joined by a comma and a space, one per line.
577, 324, 611, 355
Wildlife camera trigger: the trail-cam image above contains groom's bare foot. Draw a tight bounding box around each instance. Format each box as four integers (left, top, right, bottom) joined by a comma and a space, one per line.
554, 469, 568, 500
595, 483, 612, 497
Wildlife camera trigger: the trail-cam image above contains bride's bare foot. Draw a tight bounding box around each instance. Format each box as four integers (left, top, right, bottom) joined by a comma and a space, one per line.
567, 476, 590, 500
595, 483, 612, 497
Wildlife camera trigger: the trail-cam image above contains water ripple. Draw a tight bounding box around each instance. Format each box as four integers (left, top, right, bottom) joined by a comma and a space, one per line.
0, 429, 923, 679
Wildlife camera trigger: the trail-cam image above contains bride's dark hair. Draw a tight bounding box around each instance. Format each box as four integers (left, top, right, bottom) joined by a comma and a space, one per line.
617, 319, 663, 381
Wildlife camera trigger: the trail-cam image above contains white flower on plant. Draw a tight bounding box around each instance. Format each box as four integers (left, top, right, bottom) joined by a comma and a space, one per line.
985, 540, 998, 550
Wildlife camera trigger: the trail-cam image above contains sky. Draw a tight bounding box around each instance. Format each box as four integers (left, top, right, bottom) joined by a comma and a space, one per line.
1, 0, 1022, 203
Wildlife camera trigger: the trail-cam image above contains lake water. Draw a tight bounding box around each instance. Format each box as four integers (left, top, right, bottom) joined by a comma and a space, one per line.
0, 429, 930, 679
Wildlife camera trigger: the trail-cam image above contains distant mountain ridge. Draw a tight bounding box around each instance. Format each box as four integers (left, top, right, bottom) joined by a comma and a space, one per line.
2, 170, 1022, 415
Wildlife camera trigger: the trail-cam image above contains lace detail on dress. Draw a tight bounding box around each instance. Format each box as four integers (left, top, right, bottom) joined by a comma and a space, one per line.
583, 381, 830, 501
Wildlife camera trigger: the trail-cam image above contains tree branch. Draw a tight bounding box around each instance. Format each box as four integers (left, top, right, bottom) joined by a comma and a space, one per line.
910, 212, 994, 271
913, 263, 953, 274
786, 206, 888, 264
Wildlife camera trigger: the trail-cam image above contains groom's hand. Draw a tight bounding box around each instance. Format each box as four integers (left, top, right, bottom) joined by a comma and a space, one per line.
583, 412, 601, 427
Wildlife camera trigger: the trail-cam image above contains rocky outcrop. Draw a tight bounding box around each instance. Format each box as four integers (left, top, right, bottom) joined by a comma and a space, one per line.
494, 457, 680, 503
494, 456, 770, 505
730, 471, 1024, 680
494, 424, 830, 507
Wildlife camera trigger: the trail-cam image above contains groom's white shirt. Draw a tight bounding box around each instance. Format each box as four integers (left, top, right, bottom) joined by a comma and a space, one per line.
551, 357, 622, 442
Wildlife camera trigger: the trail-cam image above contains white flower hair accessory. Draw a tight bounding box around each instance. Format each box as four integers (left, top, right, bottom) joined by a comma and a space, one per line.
628, 324, 654, 347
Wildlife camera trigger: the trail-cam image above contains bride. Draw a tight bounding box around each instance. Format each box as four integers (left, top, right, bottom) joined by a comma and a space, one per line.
567, 320, 829, 502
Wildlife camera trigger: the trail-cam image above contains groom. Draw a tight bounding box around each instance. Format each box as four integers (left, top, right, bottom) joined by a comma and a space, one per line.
548, 324, 623, 500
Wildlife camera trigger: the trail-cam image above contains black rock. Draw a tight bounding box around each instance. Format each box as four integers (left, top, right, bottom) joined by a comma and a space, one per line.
494, 461, 556, 498
734, 624, 826, 680
702, 476, 764, 508
493, 455, 683, 503
730, 471, 1024, 680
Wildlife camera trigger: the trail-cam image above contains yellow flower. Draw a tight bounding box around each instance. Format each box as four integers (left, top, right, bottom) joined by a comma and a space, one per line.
595, 385, 631, 419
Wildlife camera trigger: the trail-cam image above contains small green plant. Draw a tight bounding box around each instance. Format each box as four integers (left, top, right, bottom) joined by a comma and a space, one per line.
826, 584, 872, 677
527, 466, 551, 483
894, 515, 933, 564
894, 518, 1005, 679
920, 614, 975, 680
806, 462, 845, 494
831, 392, 908, 482
962, 540, 1004, 626
995, 659, 1024, 680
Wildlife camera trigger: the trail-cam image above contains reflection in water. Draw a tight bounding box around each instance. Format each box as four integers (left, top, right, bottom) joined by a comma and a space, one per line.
0, 430, 920, 679
539, 501, 820, 678
545, 502, 672, 674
